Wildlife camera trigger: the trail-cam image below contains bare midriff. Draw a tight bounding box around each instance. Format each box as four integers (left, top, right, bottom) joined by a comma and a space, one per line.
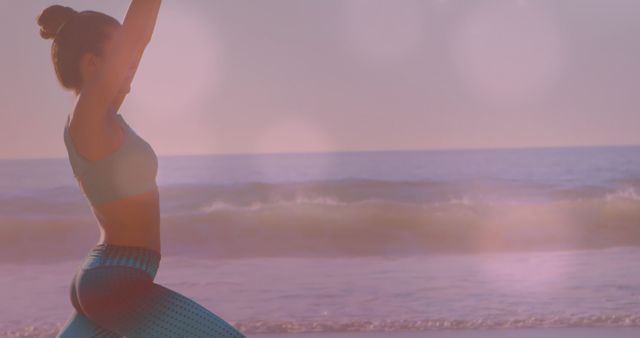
88, 187, 161, 254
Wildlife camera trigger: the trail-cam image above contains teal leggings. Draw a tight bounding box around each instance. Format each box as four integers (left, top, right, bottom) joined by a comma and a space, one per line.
57, 243, 246, 338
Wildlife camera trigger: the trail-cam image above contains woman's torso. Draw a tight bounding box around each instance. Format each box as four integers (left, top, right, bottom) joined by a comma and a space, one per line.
65, 113, 161, 253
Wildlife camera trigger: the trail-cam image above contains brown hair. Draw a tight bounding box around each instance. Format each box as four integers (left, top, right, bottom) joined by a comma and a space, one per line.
37, 5, 121, 95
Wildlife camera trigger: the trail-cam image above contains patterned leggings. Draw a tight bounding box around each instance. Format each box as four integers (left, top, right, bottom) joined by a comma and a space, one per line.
56, 243, 246, 337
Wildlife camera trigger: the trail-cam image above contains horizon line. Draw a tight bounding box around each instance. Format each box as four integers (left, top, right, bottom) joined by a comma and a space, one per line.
2, 142, 640, 161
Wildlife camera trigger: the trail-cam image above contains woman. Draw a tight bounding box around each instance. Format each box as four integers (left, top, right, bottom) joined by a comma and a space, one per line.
37, 2, 246, 337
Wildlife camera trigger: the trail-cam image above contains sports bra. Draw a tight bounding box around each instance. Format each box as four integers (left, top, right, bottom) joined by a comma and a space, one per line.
63, 113, 158, 205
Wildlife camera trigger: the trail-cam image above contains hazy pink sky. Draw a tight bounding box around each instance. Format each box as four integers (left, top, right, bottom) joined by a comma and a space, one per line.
1, 0, 640, 160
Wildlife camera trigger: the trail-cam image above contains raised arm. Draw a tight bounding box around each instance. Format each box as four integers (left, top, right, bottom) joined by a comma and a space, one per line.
71, 0, 161, 128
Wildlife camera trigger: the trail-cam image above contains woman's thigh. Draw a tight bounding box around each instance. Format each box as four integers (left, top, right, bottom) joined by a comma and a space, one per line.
56, 310, 120, 338
76, 265, 246, 337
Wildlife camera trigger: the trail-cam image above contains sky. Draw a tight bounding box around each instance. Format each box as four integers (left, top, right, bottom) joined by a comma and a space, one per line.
1, 0, 640, 160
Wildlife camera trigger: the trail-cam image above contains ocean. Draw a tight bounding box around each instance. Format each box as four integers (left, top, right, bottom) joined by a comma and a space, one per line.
1, 146, 640, 337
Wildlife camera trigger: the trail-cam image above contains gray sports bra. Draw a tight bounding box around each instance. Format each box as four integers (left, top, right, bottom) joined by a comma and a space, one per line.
63, 114, 158, 205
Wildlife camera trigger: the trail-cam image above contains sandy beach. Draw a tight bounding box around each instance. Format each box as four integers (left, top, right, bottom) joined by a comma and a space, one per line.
252, 328, 640, 338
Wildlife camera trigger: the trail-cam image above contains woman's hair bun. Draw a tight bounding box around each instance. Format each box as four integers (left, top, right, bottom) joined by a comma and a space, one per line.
37, 5, 79, 40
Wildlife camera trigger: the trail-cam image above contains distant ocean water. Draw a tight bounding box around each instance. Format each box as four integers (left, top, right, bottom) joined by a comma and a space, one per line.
1, 146, 640, 336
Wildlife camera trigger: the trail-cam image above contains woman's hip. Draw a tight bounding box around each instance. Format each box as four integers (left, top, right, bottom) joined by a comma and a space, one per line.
69, 243, 162, 320
80, 242, 161, 279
